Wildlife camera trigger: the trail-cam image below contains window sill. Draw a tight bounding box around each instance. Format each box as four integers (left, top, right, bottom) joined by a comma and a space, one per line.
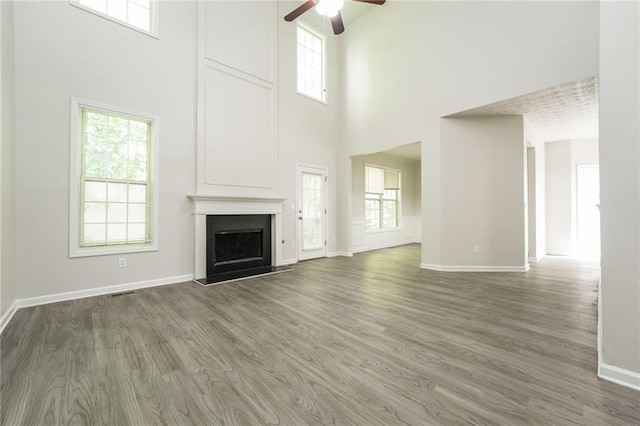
70, 244, 158, 258
296, 91, 327, 106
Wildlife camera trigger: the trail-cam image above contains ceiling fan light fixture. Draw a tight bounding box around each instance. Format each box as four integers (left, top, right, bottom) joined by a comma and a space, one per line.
315, 0, 344, 17
285, 0, 384, 35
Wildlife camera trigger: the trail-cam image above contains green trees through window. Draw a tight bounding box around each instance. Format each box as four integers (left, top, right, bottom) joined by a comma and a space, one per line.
79, 107, 153, 248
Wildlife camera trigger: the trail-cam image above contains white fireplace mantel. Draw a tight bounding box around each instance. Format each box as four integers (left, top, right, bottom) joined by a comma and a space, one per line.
188, 193, 286, 215
187, 193, 286, 280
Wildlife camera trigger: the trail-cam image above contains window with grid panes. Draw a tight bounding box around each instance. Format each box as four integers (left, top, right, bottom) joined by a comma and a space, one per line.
71, 0, 156, 36
70, 100, 158, 256
297, 24, 325, 102
364, 165, 400, 230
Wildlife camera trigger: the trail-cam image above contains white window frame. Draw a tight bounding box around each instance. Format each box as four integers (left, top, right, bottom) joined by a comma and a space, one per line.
364, 164, 401, 232
296, 23, 327, 104
70, 0, 159, 39
69, 98, 160, 258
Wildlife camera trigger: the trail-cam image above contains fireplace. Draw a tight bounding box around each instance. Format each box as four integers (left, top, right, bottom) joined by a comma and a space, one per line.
188, 193, 291, 285
206, 214, 272, 281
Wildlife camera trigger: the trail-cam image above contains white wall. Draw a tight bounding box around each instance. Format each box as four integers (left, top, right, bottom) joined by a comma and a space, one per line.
524, 117, 546, 262
545, 140, 572, 255
341, 1, 599, 267
8, 0, 345, 303
350, 153, 421, 253
276, 2, 343, 261
599, 0, 640, 381
13, 1, 197, 299
439, 116, 526, 270
546, 139, 599, 256
527, 147, 536, 259
1, 0, 16, 317
197, 1, 277, 195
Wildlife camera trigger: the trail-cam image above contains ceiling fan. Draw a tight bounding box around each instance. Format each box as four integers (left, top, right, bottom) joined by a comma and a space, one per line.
284, 0, 386, 35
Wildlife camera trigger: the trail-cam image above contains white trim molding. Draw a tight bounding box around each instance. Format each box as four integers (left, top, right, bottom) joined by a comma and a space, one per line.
350, 216, 421, 254
328, 252, 353, 258
14, 274, 193, 309
69, 97, 161, 259
597, 278, 602, 370
352, 239, 419, 254
0, 302, 19, 335
599, 363, 640, 391
420, 264, 531, 272
0, 274, 192, 335
188, 193, 286, 279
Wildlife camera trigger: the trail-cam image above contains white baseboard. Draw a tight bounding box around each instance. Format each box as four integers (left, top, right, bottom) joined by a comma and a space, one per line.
328, 252, 353, 258
0, 301, 19, 335
420, 263, 530, 272
352, 239, 419, 254
13, 274, 194, 310
528, 255, 545, 263
280, 258, 298, 266
599, 363, 640, 391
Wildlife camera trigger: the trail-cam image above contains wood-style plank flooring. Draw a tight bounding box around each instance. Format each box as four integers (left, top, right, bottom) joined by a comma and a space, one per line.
2, 244, 639, 425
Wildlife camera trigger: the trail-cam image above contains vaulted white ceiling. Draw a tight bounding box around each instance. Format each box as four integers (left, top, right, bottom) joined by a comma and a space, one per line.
448, 77, 598, 142
381, 142, 422, 161
340, 0, 379, 25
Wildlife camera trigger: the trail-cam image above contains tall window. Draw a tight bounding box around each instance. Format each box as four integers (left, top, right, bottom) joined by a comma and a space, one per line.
70, 99, 158, 257
365, 165, 400, 230
297, 24, 325, 102
71, 0, 157, 36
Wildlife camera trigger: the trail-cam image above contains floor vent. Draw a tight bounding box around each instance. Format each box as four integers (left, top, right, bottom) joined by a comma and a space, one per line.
110, 291, 136, 297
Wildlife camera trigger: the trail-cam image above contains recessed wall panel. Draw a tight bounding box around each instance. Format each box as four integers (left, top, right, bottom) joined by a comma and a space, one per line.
204, 66, 274, 189
205, 1, 273, 83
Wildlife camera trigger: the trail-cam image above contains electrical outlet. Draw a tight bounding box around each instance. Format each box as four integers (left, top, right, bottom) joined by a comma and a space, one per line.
118, 257, 127, 268
473, 245, 480, 254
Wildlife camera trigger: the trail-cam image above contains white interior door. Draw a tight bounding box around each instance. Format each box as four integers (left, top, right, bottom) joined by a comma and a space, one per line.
297, 165, 327, 261
577, 165, 600, 258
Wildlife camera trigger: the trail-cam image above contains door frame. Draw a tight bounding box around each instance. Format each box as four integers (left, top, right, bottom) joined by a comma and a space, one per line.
296, 163, 328, 261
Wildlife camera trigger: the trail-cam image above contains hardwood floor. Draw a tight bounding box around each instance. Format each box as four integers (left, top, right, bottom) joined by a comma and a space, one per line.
2, 244, 639, 425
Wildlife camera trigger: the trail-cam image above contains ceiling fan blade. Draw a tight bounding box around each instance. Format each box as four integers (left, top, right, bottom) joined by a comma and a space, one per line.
352, 0, 386, 4
331, 12, 345, 35
284, 0, 316, 22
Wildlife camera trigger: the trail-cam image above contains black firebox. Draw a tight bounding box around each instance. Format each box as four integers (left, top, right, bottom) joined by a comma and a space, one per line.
204, 214, 272, 284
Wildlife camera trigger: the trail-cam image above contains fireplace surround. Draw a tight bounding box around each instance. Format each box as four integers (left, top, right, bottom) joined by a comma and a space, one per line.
188, 194, 289, 285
